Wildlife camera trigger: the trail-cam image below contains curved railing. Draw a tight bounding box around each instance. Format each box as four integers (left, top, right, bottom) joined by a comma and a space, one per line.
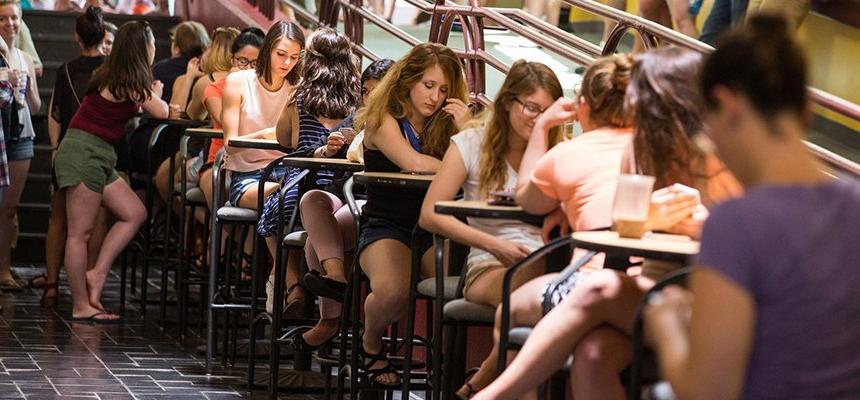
277, 0, 860, 176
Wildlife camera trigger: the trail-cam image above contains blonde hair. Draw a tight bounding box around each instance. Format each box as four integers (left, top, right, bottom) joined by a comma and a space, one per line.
580, 54, 634, 128
474, 60, 563, 196
201, 27, 239, 75
355, 43, 468, 159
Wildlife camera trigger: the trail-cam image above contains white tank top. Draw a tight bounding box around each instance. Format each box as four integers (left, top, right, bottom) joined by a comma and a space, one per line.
226, 69, 292, 172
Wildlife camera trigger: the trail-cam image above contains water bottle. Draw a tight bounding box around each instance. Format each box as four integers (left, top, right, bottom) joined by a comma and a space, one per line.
13, 70, 26, 106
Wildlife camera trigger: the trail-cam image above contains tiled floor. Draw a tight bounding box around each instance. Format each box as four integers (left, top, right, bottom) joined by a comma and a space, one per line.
0, 266, 324, 400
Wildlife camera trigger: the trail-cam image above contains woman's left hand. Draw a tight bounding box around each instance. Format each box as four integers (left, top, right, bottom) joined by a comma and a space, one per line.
644, 285, 693, 346
321, 131, 346, 157
443, 98, 471, 130
541, 208, 570, 243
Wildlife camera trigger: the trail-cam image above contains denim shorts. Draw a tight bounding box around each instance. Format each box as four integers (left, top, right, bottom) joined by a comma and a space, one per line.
356, 216, 433, 259
5, 136, 34, 161
228, 166, 288, 206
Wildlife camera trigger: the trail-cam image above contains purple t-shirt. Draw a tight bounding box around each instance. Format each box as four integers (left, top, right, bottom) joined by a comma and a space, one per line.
697, 176, 860, 399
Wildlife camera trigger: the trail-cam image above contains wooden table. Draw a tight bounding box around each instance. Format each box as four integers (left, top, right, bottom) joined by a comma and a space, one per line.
227, 137, 289, 151
353, 171, 435, 189
279, 157, 364, 172
146, 118, 208, 128
434, 199, 543, 225
570, 231, 699, 263
185, 127, 223, 138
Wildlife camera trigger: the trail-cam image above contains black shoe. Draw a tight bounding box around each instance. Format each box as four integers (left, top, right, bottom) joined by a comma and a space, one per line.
303, 272, 347, 302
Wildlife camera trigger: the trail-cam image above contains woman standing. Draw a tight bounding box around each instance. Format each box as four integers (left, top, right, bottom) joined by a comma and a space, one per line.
36, 5, 108, 307
0, 0, 41, 290
54, 21, 168, 322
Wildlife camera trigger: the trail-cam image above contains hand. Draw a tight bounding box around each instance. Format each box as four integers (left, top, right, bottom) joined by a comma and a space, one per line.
8, 69, 25, 88
644, 285, 693, 347
488, 238, 531, 267
646, 191, 698, 233
168, 103, 183, 119
443, 98, 471, 130
534, 97, 577, 133
321, 131, 346, 157
666, 205, 709, 239
186, 57, 202, 76
541, 208, 570, 243
152, 80, 164, 98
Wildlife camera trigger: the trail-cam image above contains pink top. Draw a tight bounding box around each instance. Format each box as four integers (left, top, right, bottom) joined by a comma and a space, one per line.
531, 127, 634, 231
226, 69, 292, 172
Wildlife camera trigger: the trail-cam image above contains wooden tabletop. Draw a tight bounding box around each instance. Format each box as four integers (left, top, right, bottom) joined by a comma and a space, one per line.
354, 171, 434, 188
227, 138, 288, 151
147, 118, 208, 127
185, 127, 223, 138
280, 157, 365, 172
435, 200, 543, 225
571, 231, 700, 263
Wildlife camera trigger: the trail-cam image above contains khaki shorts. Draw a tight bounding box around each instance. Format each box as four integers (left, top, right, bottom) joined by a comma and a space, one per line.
54, 128, 120, 193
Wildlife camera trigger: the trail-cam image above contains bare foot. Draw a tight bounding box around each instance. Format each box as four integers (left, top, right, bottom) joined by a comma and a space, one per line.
72, 304, 120, 321
362, 337, 399, 385
85, 269, 109, 309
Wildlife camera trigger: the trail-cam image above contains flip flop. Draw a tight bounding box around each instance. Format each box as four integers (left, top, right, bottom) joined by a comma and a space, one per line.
70, 312, 123, 325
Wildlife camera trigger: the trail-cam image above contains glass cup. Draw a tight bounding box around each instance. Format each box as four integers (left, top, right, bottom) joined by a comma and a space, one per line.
612, 174, 656, 238
562, 121, 576, 140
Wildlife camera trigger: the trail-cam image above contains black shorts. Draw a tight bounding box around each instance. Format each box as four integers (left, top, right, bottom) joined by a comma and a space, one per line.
356, 216, 433, 259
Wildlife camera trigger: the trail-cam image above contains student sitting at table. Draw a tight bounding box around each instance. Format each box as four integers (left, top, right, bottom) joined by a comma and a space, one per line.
419, 60, 564, 307
286, 58, 395, 352
354, 42, 470, 386
645, 15, 860, 399
472, 46, 741, 400
197, 27, 264, 211
257, 27, 362, 316
449, 54, 636, 398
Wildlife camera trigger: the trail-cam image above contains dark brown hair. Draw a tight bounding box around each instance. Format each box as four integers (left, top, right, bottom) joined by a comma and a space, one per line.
627, 47, 705, 188
293, 28, 361, 120
256, 20, 305, 86
76, 5, 105, 48
88, 21, 155, 103
580, 54, 634, 128
700, 13, 808, 124
172, 21, 209, 58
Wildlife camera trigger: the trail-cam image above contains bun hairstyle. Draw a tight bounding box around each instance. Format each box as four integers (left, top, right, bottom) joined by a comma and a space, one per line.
579, 54, 634, 128
232, 27, 265, 54
700, 13, 808, 124
294, 27, 361, 120
76, 5, 106, 49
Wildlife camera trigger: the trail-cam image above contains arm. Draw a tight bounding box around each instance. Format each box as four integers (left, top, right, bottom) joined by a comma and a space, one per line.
645, 268, 754, 400
204, 95, 223, 127
419, 144, 530, 266
47, 94, 60, 162
367, 113, 442, 172
185, 75, 211, 121
23, 52, 41, 112
221, 73, 244, 153
141, 81, 169, 119
275, 99, 298, 149
517, 97, 576, 188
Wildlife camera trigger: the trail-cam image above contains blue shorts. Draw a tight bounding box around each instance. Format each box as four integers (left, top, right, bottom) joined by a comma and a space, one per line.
228, 166, 288, 206
356, 216, 434, 259
5, 136, 34, 161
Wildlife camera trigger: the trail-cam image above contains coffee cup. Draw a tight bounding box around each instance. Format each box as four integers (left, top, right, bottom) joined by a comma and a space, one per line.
612, 174, 656, 238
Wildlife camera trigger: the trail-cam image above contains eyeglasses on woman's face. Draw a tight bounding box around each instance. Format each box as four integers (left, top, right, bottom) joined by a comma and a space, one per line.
513, 97, 546, 118
233, 56, 257, 68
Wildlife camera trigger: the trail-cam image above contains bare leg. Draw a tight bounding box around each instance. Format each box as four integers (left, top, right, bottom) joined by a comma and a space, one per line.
464, 260, 544, 308
85, 179, 146, 311
87, 207, 109, 271
65, 183, 115, 320
570, 326, 631, 400
473, 270, 646, 400
44, 191, 67, 298
457, 274, 555, 398
523, 0, 546, 20
602, 0, 627, 43
0, 160, 30, 287
634, 0, 671, 52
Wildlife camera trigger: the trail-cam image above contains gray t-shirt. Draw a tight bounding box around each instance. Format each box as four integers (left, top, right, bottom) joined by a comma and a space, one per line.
697, 176, 860, 399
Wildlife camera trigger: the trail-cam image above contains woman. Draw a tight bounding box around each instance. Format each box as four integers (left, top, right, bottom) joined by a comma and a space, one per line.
100, 21, 116, 55
645, 15, 860, 399
287, 58, 395, 352
256, 27, 362, 316
354, 42, 470, 385
197, 27, 265, 211
54, 21, 169, 322
0, 0, 41, 290
451, 54, 635, 398
473, 46, 740, 400
420, 60, 564, 308
37, 5, 107, 307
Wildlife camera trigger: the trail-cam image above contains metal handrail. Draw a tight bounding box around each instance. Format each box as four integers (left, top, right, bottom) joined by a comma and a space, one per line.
283, 0, 860, 177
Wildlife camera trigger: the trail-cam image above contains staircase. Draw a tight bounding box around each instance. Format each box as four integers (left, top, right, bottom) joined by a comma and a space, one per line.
13, 10, 179, 264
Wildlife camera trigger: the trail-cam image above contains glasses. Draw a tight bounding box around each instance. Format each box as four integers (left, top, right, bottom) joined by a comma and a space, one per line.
234, 56, 257, 68
513, 98, 545, 118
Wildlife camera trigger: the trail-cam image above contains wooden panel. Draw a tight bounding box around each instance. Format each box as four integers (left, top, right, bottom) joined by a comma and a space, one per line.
812, 0, 860, 29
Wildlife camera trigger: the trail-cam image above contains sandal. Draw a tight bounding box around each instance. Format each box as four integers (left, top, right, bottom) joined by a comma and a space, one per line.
28, 274, 48, 289
40, 282, 59, 308
0, 278, 23, 292
283, 283, 306, 319
302, 271, 347, 302
360, 345, 400, 387
70, 311, 123, 325
456, 367, 481, 400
